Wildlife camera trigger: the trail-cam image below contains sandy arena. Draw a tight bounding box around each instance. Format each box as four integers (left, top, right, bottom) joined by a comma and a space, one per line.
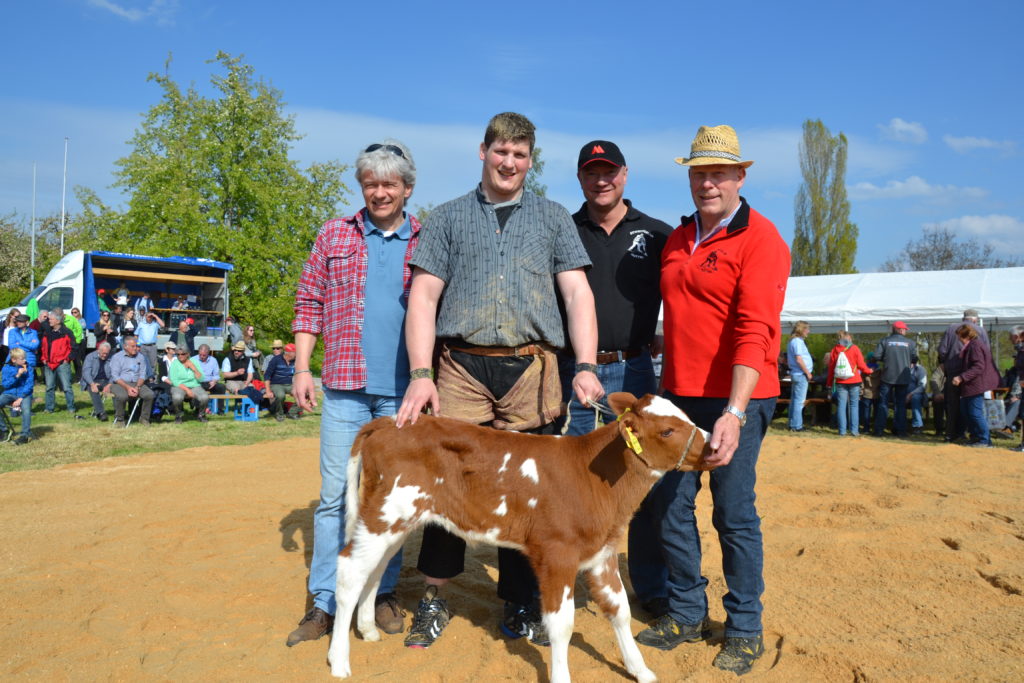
1, 433, 1022, 681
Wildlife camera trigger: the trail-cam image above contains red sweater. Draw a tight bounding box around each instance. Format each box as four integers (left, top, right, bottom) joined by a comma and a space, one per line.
826, 343, 872, 386
660, 200, 790, 399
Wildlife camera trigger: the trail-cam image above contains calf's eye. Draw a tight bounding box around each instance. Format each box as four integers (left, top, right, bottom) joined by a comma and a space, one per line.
660, 429, 674, 438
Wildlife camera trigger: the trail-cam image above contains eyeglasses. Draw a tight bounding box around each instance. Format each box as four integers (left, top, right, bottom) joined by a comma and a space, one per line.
176, 352, 189, 356
364, 143, 405, 159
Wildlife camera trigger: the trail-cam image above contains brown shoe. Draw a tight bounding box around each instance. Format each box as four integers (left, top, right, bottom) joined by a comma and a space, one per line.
374, 593, 406, 634
286, 607, 334, 647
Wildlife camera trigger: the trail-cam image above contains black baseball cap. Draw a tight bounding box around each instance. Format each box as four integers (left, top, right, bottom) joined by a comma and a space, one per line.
578, 140, 626, 170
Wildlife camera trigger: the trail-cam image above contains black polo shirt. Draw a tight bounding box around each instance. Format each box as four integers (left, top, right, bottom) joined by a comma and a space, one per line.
561, 200, 673, 353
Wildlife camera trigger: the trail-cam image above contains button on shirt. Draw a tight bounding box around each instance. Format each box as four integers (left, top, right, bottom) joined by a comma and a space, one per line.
108, 350, 151, 384
410, 186, 590, 348
362, 215, 412, 396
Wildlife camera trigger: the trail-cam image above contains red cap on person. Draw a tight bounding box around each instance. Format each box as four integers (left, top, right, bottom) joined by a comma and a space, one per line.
97, 288, 106, 294
893, 321, 908, 330
284, 343, 296, 352
186, 317, 195, 325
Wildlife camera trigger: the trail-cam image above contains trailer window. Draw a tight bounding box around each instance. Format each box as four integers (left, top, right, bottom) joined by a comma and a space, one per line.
37, 287, 74, 313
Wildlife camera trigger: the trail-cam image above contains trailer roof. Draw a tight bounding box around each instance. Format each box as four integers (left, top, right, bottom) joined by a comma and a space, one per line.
91, 251, 234, 271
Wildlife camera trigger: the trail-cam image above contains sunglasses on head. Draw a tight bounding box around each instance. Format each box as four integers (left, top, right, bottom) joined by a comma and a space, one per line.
364, 143, 405, 159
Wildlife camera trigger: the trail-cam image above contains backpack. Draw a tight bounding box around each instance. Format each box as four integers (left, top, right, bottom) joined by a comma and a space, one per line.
834, 350, 855, 380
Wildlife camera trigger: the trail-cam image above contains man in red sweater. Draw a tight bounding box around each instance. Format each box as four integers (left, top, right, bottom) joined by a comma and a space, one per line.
635, 125, 790, 675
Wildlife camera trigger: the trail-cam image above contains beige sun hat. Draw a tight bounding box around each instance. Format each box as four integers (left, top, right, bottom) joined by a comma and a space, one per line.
675, 125, 754, 168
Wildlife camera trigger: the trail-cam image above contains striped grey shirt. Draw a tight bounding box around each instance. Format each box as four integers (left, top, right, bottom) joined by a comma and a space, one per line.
410, 187, 591, 348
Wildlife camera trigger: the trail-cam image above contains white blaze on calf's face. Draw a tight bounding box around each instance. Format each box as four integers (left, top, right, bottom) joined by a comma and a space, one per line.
641, 395, 710, 440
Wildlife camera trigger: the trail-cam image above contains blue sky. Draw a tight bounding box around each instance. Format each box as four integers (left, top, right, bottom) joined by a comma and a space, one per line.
3, 0, 1021, 271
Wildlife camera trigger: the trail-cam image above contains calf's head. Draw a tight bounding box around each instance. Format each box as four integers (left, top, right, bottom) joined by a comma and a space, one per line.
608, 392, 714, 472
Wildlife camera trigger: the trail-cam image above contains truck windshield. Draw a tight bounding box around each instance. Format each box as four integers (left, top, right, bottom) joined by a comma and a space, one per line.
18, 286, 46, 306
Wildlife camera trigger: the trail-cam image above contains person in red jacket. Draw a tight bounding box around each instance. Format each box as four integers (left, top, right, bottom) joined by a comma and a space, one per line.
40, 310, 79, 416
951, 324, 1000, 447
826, 330, 872, 436
636, 125, 790, 675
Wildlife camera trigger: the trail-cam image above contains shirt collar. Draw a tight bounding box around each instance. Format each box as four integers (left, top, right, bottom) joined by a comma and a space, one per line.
361, 210, 411, 240
694, 201, 742, 247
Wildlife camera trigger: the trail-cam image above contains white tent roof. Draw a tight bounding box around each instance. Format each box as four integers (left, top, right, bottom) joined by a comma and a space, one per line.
781, 267, 1024, 333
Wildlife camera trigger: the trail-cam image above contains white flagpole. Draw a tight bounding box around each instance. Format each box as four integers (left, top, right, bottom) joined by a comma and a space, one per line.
60, 136, 69, 256
31, 162, 37, 290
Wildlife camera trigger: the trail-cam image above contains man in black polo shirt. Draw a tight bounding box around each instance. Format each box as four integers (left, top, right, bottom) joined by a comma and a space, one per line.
560, 139, 673, 618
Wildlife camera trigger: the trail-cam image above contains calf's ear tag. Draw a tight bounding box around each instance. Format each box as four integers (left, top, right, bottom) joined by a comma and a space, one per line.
624, 426, 643, 455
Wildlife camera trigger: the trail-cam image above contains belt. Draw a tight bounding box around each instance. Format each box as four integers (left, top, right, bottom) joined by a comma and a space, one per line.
595, 349, 644, 364
447, 342, 549, 357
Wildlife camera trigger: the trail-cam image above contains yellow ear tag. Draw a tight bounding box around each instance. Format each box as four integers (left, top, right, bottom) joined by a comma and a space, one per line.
617, 407, 631, 422
624, 426, 643, 455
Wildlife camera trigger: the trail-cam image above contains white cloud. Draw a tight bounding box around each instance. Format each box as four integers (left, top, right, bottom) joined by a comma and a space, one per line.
878, 118, 928, 144
87, 0, 178, 25
942, 134, 1016, 155
848, 175, 988, 201
925, 214, 1024, 255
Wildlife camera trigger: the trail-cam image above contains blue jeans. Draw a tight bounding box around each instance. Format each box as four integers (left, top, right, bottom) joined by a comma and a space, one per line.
874, 382, 908, 436
835, 383, 861, 435
309, 389, 403, 615
961, 393, 990, 445
909, 393, 924, 428
558, 353, 664, 602
788, 374, 808, 429
651, 393, 775, 637
0, 393, 32, 437
43, 362, 75, 412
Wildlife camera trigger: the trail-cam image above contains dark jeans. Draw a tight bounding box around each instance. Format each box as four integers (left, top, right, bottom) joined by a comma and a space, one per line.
647, 393, 775, 638
416, 352, 551, 606
943, 378, 967, 439
874, 382, 908, 436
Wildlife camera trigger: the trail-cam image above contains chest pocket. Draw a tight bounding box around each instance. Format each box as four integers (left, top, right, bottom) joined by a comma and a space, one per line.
326, 247, 359, 286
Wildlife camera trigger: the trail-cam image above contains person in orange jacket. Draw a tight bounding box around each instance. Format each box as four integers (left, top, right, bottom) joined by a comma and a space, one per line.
826, 329, 872, 436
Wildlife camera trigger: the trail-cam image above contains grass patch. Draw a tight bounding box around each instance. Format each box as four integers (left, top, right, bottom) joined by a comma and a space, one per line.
0, 385, 322, 473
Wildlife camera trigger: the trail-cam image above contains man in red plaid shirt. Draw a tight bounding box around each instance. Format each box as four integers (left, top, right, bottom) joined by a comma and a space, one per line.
286, 139, 421, 647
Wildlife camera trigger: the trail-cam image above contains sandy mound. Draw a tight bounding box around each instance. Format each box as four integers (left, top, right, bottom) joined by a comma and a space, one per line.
1, 434, 1022, 681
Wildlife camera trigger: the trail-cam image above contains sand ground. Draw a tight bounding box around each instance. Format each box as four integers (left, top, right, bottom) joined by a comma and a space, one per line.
1, 433, 1022, 682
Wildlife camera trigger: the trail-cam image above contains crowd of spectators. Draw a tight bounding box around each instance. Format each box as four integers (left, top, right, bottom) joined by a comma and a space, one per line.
1, 300, 304, 442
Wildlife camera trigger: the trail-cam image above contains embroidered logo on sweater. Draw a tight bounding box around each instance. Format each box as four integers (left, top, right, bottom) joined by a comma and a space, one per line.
698, 249, 725, 272
627, 230, 652, 259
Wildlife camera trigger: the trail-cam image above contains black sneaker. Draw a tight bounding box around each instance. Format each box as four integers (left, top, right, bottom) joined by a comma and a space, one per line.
713, 634, 765, 675
500, 601, 549, 646
14, 435, 29, 446
404, 587, 451, 649
636, 614, 711, 650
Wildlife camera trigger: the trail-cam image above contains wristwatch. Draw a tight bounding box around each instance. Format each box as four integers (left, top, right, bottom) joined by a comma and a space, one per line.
723, 405, 747, 427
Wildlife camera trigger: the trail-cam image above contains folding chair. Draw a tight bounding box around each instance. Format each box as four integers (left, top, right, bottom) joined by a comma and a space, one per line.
0, 405, 14, 442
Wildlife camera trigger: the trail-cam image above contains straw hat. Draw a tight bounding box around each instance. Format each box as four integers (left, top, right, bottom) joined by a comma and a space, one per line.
231, 340, 246, 351
675, 125, 754, 168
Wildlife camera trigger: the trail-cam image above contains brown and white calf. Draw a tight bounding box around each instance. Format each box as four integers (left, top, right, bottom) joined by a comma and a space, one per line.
327, 392, 712, 683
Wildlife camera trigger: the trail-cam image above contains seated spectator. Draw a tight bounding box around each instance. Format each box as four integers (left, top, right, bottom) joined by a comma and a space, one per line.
171, 295, 188, 310
169, 347, 209, 423
107, 336, 154, 428
907, 355, 927, 435
264, 342, 297, 422
170, 319, 198, 355
158, 341, 178, 384
263, 339, 284, 374
94, 311, 119, 350
193, 344, 226, 411
40, 310, 79, 417
221, 341, 254, 394
0, 347, 33, 445
82, 342, 113, 422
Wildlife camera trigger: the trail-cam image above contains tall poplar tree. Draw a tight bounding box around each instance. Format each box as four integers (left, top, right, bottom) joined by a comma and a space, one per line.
792, 119, 858, 275
75, 52, 349, 334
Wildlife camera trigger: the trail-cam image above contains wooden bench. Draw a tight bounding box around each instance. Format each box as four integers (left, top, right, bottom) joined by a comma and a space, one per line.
776, 397, 830, 426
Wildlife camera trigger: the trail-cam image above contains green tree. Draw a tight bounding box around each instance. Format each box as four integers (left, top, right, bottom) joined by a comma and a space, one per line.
792, 119, 858, 275
0, 212, 86, 307
75, 52, 349, 335
880, 226, 1023, 271
526, 146, 547, 197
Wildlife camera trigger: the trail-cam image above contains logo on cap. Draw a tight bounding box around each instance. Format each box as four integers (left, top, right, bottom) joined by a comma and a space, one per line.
592, 144, 605, 154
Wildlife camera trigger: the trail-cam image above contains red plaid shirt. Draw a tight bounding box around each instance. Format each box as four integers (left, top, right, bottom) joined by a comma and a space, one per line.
292, 210, 421, 390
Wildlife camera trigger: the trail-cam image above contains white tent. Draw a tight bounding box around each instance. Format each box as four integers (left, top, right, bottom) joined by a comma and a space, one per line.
781, 267, 1024, 334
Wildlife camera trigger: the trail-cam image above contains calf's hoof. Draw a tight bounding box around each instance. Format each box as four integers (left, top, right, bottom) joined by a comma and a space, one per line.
635, 669, 657, 683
